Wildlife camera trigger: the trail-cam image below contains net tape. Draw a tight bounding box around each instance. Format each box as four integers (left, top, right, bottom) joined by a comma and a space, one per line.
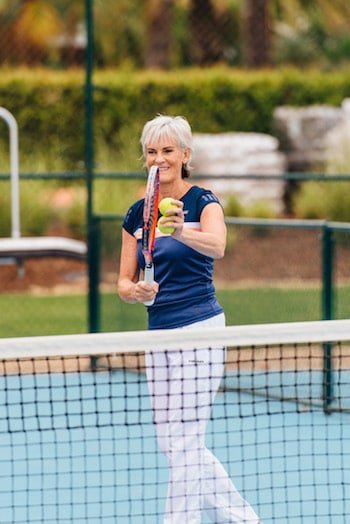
1, 319, 350, 359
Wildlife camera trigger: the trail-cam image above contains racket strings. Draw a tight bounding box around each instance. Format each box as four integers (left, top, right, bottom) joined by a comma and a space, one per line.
143, 168, 160, 256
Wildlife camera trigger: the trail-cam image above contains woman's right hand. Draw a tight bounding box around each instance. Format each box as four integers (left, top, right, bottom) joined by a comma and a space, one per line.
133, 279, 159, 304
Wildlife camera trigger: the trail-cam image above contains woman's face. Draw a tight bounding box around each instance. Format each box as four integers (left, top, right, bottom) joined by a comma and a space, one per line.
145, 136, 189, 184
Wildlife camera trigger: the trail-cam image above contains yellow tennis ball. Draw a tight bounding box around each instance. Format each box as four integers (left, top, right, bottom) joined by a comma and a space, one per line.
157, 217, 175, 235
159, 197, 178, 216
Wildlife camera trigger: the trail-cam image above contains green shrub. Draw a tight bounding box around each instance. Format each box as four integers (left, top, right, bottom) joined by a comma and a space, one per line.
223, 194, 244, 217
0, 186, 11, 236
21, 184, 53, 236
2, 66, 350, 239
0, 181, 54, 237
243, 200, 276, 219
55, 187, 86, 238
2, 67, 350, 174
292, 182, 327, 219
224, 194, 276, 219
326, 183, 350, 222
292, 181, 350, 222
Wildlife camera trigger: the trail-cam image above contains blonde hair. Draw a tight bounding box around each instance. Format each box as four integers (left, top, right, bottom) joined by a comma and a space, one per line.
140, 115, 193, 178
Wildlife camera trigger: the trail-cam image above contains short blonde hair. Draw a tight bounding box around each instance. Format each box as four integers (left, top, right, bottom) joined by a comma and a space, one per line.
140, 114, 193, 177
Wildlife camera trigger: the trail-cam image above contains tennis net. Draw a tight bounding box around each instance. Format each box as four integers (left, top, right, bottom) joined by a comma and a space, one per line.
1, 319, 349, 523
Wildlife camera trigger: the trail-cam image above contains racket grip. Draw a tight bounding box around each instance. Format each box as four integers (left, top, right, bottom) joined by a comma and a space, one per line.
143, 265, 155, 306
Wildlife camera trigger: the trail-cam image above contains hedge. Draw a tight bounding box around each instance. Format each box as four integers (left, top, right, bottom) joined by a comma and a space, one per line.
1, 66, 350, 171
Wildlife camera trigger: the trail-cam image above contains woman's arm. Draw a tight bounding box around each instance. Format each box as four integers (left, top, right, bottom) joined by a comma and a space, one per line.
160, 201, 227, 259
117, 229, 159, 304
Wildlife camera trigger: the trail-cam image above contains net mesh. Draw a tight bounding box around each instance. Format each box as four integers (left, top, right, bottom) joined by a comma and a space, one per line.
1, 320, 350, 523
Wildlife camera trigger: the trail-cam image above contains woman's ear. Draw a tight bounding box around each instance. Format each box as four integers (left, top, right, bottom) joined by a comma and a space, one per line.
183, 147, 191, 164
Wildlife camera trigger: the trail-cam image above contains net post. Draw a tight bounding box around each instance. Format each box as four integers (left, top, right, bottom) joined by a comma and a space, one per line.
321, 223, 334, 413
88, 216, 101, 370
87, 215, 100, 334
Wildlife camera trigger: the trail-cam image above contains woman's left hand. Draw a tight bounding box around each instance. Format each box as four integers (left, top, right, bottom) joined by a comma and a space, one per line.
158, 199, 185, 237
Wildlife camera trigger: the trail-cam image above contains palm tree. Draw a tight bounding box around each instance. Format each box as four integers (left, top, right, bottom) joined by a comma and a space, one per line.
241, 0, 271, 67
13, 0, 62, 64
0, 0, 84, 66
144, 0, 174, 69
189, 0, 226, 65
94, 0, 144, 68
274, 0, 350, 27
241, 0, 350, 68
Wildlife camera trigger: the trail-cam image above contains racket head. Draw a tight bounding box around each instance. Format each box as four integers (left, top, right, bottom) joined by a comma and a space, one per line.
142, 166, 160, 269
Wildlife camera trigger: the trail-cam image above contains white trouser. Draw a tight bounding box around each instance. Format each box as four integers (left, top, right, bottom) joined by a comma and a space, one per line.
145, 314, 260, 524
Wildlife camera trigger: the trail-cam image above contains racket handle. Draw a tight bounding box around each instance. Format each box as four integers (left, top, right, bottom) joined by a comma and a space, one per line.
143, 265, 155, 306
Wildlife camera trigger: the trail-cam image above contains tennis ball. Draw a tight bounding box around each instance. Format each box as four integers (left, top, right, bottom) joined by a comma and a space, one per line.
157, 217, 175, 235
159, 197, 178, 216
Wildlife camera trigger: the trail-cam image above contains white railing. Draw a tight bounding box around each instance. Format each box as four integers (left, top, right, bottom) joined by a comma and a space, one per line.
0, 107, 20, 239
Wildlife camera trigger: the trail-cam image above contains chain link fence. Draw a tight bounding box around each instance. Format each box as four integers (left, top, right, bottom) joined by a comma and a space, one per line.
94, 208, 350, 334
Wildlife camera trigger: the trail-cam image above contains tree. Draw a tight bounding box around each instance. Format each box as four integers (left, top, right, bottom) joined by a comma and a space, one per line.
189, 0, 225, 65
94, 0, 144, 68
0, 0, 84, 66
240, 0, 350, 68
144, 0, 174, 69
241, 0, 272, 67
0, 0, 62, 64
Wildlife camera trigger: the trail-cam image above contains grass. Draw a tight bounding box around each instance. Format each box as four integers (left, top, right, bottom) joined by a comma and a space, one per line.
0, 294, 88, 338
100, 286, 329, 331
1, 285, 350, 338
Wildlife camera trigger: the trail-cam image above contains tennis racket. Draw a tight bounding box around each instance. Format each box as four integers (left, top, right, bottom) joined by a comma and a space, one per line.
142, 165, 160, 306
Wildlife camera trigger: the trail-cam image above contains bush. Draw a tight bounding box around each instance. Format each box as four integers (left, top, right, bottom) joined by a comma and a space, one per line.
2, 67, 350, 238
292, 181, 350, 222
223, 194, 244, 217
0, 180, 53, 237
2, 67, 350, 174
224, 194, 276, 219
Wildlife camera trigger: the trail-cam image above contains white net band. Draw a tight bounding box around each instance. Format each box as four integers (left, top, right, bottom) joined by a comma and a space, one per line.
0, 319, 350, 359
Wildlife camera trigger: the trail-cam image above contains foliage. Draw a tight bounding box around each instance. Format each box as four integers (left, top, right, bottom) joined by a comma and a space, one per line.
223, 194, 244, 217
272, 0, 350, 67
225, 196, 275, 219
2, 67, 350, 174
2, 67, 350, 239
244, 200, 276, 219
0, 175, 140, 239
94, 0, 145, 68
292, 181, 350, 222
1, 0, 350, 69
0, 69, 85, 170
0, 180, 52, 236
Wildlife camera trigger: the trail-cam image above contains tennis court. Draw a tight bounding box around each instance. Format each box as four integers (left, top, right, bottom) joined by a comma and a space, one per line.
1, 374, 349, 523
1, 321, 349, 523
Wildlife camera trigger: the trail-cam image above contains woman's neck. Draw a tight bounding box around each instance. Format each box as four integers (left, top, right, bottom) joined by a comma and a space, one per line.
160, 180, 192, 200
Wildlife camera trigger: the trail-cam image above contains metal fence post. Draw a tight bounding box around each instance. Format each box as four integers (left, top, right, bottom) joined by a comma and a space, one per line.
321, 223, 334, 413
84, 0, 99, 334
89, 217, 101, 370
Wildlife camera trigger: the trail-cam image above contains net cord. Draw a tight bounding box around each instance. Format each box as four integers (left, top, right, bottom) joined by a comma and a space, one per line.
0, 319, 350, 359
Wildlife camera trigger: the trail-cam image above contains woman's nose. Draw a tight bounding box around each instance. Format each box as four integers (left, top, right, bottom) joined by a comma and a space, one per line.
154, 151, 165, 163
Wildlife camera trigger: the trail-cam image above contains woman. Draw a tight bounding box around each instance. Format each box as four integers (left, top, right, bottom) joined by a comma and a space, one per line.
118, 115, 260, 523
